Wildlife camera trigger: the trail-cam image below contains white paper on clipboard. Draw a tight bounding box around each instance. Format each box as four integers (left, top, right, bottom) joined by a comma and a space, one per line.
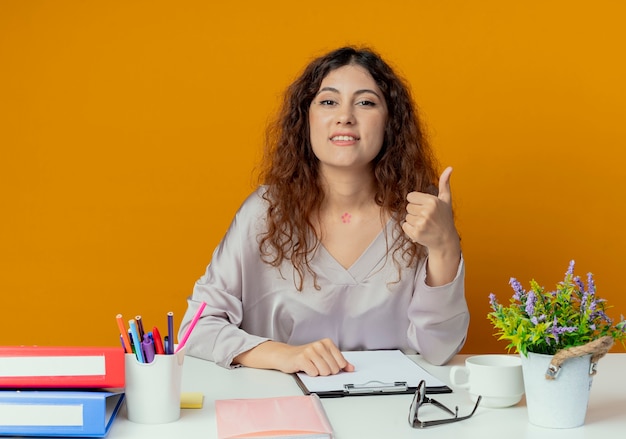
295, 350, 449, 396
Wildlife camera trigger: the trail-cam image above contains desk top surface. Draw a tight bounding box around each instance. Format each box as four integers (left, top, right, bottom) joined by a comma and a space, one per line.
105, 353, 626, 438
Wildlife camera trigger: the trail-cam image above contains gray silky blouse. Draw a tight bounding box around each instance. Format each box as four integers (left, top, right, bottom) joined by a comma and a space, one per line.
179, 187, 469, 368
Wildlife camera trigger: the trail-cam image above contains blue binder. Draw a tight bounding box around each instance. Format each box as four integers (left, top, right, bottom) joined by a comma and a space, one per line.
0, 390, 124, 437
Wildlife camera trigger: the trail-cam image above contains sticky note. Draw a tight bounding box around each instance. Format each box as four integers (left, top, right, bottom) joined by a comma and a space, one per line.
180, 392, 204, 409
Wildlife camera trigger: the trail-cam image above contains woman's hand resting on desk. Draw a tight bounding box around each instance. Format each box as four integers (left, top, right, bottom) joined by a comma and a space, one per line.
233, 338, 355, 376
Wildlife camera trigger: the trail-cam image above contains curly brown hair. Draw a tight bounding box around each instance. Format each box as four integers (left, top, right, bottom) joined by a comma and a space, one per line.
257, 46, 440, 290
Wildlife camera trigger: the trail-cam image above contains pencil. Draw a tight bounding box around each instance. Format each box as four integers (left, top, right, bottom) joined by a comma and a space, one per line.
135, 315, 145, 340
175, 301, 207, 354
167, 311, 174, 354
116, 314, 133, 354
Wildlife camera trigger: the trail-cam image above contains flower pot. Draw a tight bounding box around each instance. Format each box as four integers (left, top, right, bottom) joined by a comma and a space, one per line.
520, 352, 593, 428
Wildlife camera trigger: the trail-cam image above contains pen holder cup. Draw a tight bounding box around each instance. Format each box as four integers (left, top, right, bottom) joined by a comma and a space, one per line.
124, 348, 185, 424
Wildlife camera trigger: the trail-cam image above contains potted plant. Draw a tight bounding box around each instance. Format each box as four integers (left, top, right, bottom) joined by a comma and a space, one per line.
488, 260, 625, 428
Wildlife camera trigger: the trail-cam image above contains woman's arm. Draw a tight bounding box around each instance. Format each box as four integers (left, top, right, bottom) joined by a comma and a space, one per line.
233, 338, 354, 376
178, 191, 270, 368
407, 256, 469, 365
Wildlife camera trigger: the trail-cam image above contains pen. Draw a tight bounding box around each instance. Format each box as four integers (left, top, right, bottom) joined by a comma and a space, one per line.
164, 336, 169, 355
129, 319, 145, 363
135, 315, 145, 340
142, 334, 155, 363
167, 311, 174, 354
127, 331, 136, 354
116, 314, 133, 354
152, 326, 165, 355
176, 301, 207, 353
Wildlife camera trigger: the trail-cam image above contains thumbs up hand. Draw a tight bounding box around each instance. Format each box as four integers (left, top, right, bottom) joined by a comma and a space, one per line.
401, 167, 461, 286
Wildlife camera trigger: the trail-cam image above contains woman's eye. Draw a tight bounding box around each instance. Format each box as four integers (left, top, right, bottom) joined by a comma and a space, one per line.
357, 100, 376, 107
319, 99, 336, 106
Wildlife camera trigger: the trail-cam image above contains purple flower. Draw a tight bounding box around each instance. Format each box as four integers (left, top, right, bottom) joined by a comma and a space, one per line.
587, 272, 596, 295
566, 260, 575, 277
553, 326, 578, 334
525, 290, 536, 316
580, 289, 589, 313
574, 275, 585, 293
551, 327, 578, 344
509, 277, 524, 301
489, 293, 498, 310
548, 318, 578, 343
591, 310, 612, 325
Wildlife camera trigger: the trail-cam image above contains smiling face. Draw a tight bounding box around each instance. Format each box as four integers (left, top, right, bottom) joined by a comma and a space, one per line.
308, 64, 388, 174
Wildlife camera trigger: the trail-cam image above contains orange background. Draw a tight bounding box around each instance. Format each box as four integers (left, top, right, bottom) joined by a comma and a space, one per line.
1, 1, 625, 354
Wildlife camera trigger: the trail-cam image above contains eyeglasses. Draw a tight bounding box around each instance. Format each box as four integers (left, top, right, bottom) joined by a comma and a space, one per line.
408, 380, 481, 428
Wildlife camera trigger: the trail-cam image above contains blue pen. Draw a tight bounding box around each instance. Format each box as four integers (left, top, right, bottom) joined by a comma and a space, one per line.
129, 319, 145, 363
167, 311, 174, 354
142, 334, 155, 363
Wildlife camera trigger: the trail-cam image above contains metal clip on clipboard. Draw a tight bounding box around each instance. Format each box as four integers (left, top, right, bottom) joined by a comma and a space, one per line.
344, 380, 408, 394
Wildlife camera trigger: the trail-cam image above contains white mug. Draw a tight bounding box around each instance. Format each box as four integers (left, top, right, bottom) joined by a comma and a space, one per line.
449, 354, 524, 408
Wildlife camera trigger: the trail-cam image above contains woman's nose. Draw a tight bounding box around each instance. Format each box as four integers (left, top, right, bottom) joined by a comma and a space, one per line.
336, 105, 355, 125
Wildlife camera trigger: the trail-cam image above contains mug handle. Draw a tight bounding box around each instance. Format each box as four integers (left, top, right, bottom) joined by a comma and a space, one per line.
449, 365, 471, 389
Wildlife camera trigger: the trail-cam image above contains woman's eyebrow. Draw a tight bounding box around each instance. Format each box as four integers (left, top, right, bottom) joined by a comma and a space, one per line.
316, 86, 340, 95
316, 87, 382, 98
354, 89, 382, 99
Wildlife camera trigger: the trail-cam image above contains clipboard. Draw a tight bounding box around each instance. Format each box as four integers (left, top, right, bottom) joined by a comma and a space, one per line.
293, 350, 452, 398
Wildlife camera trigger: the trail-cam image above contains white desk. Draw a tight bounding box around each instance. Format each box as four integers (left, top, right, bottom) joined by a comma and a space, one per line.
108, 354, 626, 439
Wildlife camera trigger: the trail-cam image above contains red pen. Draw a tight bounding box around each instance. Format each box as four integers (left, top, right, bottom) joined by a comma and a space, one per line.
152, 326, 165, 355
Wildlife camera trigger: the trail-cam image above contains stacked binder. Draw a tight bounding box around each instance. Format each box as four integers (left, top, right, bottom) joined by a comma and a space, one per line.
0, 346, 125, 437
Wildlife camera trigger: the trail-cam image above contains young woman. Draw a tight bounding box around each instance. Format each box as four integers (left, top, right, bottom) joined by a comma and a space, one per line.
178, 47, 468, 376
